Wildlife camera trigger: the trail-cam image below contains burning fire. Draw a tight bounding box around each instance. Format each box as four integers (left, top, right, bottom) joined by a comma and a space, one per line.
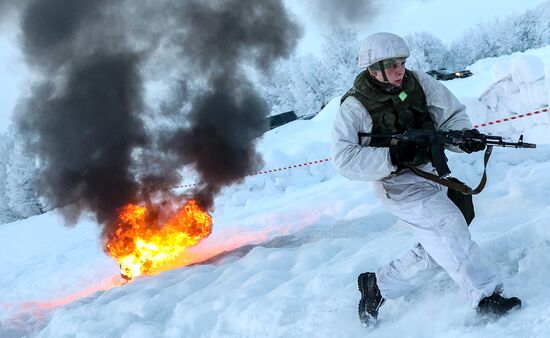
104, 199, 213, 280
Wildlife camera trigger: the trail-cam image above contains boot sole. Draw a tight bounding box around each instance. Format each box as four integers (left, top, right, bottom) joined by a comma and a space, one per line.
477, 298, 522, 318
357, 273, 375, 326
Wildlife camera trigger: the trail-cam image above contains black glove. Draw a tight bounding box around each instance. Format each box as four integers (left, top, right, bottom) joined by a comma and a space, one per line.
389, 141, 430, 168
459, 129, 486, 153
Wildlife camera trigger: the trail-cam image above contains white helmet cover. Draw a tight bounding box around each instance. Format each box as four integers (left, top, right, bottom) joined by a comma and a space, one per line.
357, 32, 410, 69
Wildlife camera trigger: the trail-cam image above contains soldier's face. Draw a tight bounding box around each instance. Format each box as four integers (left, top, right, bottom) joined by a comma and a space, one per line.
371, 58, 406, 87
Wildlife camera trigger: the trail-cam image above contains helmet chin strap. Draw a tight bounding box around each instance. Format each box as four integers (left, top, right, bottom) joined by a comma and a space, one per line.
378, 61, 389, 82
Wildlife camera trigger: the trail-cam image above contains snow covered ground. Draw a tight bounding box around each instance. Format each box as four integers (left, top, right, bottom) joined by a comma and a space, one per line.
1, 46, 550, 338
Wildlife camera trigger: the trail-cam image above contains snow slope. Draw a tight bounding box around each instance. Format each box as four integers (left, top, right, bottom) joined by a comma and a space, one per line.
1, 47, 550, 337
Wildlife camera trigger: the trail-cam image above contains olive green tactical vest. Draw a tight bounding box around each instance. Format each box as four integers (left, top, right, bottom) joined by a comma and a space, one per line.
341, 69, 435, 146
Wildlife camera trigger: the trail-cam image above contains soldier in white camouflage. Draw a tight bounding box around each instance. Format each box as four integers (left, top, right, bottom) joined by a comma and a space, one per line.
331, 32, 521, 326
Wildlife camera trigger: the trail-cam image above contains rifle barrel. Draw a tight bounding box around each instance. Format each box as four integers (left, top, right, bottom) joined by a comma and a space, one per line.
485, 140, 536, 148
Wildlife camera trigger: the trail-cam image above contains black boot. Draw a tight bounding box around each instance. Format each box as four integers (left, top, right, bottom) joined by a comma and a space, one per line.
477, 293, 521, 317
357, 272, 385, 326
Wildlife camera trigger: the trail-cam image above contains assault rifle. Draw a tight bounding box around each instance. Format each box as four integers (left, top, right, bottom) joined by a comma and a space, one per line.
359, 129, 536, 179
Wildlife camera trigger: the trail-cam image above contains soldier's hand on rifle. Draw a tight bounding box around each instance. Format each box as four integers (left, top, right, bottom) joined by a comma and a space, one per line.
389, 141, 430, 168
459, 129, 486, 153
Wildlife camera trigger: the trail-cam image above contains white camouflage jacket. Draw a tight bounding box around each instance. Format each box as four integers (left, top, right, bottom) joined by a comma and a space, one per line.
331, 70, 472, 182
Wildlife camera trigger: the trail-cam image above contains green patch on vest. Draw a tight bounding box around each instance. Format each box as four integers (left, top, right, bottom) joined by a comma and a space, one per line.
340, 69, 435, 146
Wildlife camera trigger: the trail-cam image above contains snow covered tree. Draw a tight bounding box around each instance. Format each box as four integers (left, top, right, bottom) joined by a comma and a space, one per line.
261, 60, 298, 115
261, 28, 360, 116
450, 7, 550, 68
450, 20, 507, 68
288, 54, 327, 115
512, 9, 550, 53
0, 133, 19, 224
404, 32, 451, 71
318, 28, 361, 98
262, 54, 329, 116
4, 135, 45, 220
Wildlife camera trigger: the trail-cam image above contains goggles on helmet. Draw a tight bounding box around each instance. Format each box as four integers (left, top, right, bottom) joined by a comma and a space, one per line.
368, 58, 407, 72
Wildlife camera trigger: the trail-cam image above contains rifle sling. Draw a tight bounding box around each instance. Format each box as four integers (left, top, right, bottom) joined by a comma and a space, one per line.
405, 145, 493, 195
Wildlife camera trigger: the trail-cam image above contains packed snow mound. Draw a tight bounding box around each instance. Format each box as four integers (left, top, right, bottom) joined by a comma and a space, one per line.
491, 59, 513, 81
511, 55, 545, 84
479, 46, 549, 125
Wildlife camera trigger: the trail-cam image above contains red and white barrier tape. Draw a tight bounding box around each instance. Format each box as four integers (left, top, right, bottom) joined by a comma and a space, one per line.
177, 106, 548, 189
473, 107, 548, 129
177, 158, 332, 189
179, 183, 199, 189
249, 158, 332, 176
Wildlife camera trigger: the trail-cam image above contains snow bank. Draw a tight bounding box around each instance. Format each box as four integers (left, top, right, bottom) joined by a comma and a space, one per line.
478, 47, 550, 136
33, 146, 550, 338
511, 55, 545, 84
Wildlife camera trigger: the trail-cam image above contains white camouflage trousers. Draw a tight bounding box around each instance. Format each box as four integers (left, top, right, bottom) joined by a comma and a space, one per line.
373, 169, 503, 307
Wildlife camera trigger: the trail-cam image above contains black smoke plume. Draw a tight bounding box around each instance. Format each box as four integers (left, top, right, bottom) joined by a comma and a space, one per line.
306, 0, 380, 27
15, 0, 301, 232
305, 0, 432, 31
18, 53, 147, 225
21, 0, 110, 70
160, 0, 301, 209
0, 0, 21, 20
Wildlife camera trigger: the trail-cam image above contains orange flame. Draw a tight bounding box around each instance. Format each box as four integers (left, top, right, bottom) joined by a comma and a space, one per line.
104, 200, 213, 280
